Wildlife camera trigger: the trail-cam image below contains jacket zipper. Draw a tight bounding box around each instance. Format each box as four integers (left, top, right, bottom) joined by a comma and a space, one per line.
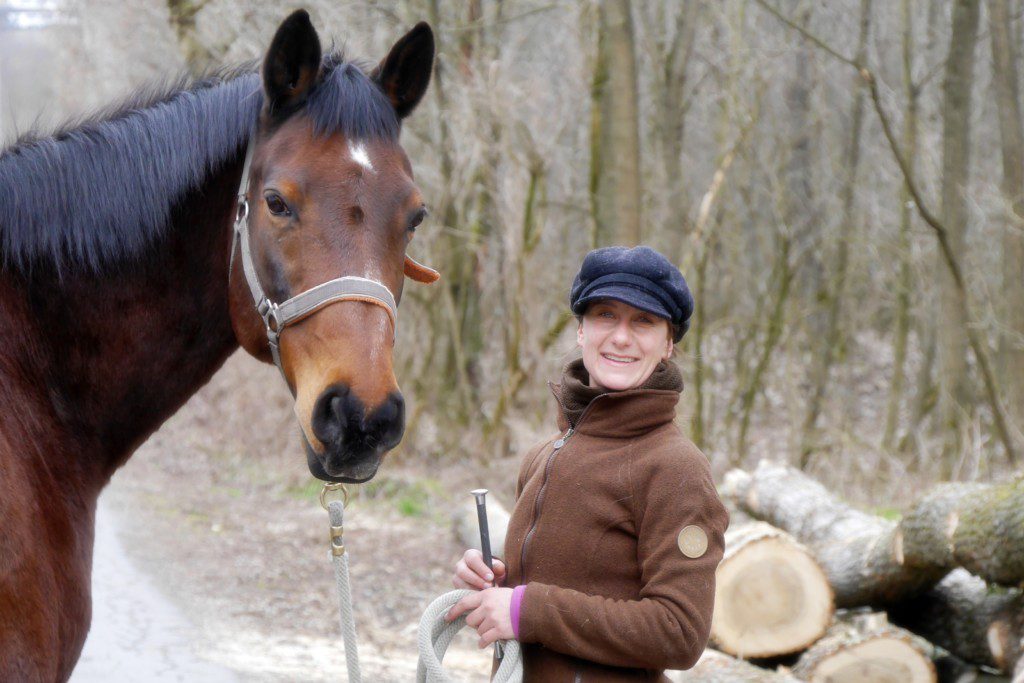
518, 425, 573, 580
518, 394, 607, 582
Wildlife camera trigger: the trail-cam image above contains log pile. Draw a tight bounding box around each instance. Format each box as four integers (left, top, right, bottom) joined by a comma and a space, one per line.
687, 459, 1024, 682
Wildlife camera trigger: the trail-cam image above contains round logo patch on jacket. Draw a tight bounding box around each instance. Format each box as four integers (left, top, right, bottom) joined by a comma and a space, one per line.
677, 525, 708, 558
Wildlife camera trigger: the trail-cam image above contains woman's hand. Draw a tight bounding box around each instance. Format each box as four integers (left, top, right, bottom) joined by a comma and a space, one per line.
452, 549, 506, 590
445, 587, 515, 647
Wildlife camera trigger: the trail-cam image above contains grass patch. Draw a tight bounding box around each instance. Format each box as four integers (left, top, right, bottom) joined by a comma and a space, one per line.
361, 476, 445, 518
871, 506, 902, 521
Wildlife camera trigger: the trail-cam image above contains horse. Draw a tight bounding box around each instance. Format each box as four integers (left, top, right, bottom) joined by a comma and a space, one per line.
0, 10, 437, 681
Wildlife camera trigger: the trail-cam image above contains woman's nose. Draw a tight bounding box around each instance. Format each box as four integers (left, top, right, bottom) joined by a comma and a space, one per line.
611, 321, 631, 345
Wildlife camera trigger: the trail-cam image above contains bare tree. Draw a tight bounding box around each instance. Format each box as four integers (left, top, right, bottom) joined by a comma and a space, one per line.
989, 0, 1024, 442
590, 0, 642, 246
799, 0, 872, 467
934, 0, 980, 458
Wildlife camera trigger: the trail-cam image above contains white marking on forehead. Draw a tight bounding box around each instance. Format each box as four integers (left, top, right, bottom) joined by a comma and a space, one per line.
348, 141, 375, 173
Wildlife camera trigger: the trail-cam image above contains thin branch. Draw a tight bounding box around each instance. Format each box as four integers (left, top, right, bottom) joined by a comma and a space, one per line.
752, 0, 858, 68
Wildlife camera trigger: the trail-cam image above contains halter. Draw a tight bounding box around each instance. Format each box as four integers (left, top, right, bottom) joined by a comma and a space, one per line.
230, 140, 399, 381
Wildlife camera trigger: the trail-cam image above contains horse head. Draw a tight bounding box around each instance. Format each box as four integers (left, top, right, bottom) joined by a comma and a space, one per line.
228, 11, 437, 483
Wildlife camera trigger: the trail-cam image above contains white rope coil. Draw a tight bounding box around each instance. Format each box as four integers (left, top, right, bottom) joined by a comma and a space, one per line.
417, 590, 523, 683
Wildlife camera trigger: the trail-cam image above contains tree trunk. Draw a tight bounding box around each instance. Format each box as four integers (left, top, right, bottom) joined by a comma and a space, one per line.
590, 0, 642, 246
711, 522, 833, 659
989, 0, 1024, 446
799, 0, 872, 467
896, 476, 1024, 586
888, 568, 1024, 674
884, 0, 919, 451
935, 0, 980, 450
792, 613, 937, 683
654, 1, 700, 248
667, 649, 799, 682
722, 461, 945, 606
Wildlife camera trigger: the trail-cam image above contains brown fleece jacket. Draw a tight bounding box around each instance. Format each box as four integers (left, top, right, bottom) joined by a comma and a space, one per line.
502, 360, 728, 682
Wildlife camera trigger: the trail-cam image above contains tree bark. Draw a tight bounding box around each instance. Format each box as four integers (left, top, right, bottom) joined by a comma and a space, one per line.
722, 461, 945, 606
935, 0, 980, 449
712, 522, 833, 659
896, 476, 1024, 586
989, 0, 1024, 446
590, 0, 642, 246
888, 568, 1024, 674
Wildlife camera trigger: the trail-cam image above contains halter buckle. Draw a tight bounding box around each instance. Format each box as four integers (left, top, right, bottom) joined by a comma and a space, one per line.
258, 298, 282, 333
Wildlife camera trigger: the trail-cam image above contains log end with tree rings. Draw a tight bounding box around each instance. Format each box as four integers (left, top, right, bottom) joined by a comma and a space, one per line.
711, 522, 834, 658
792, 623, 937, 683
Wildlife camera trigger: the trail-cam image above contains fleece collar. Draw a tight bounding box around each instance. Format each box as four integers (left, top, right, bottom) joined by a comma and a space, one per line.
550, 358, 683, 438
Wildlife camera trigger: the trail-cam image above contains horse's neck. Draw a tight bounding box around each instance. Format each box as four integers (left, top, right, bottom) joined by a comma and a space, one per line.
11, 158, 244, 488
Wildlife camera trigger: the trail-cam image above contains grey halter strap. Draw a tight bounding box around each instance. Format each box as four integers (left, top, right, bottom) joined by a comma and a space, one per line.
230, 140, 399, 380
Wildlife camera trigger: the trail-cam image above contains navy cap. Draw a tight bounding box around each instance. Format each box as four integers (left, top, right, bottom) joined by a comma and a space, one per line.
569, 246, 693, 342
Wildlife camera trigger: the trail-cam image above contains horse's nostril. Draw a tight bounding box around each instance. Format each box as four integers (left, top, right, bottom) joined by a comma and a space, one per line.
373, 393, 405, 450
312, 385, 350, 445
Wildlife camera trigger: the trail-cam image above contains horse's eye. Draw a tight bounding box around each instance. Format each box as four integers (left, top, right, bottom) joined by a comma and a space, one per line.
408, 207, 427, 231
266, 193, 291, 217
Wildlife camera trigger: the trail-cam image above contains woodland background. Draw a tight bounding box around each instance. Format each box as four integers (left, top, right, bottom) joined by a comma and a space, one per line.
2, 0, 1023, 502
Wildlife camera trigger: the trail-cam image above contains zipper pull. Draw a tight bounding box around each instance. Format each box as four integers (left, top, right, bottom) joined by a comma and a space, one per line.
553, 428, 574, 449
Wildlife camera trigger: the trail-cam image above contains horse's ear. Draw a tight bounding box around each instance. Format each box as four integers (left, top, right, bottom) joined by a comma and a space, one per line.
262, 10, 322, 118
372, 22, 434, 119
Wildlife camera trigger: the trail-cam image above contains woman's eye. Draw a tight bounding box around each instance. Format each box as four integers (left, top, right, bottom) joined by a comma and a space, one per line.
266, 194, 291, 216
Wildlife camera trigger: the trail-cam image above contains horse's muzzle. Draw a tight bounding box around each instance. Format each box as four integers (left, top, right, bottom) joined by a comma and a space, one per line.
305, 384, 405, 482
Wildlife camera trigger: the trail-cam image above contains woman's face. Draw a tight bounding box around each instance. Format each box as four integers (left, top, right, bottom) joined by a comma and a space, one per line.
577, 299, 674, 391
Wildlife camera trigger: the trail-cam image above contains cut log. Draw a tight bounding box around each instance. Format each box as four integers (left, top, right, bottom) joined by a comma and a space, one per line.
452, 493, 510, 561
896, 477, 1024, 586
888, 568, 1024, 674
667, 649, 799, 682
711, 522, 834, 658
792, 613, 936, 683
722, 461, 945, 606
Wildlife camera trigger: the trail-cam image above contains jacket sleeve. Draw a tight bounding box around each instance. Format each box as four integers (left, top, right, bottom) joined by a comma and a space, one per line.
516, 440, 729, 671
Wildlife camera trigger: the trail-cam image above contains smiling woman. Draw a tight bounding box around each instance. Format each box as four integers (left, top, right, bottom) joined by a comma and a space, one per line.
446, 246, 730, 682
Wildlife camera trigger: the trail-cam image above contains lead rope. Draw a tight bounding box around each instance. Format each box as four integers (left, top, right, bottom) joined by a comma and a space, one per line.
321, 484, 523, 682
321, 484, 361, 683
416, 591, 522, 683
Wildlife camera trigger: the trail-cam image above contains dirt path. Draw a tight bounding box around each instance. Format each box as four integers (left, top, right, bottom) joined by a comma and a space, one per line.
84, 351, 508, 682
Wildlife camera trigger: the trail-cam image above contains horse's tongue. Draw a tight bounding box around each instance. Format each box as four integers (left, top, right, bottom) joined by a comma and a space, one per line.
404, 255, 440, 283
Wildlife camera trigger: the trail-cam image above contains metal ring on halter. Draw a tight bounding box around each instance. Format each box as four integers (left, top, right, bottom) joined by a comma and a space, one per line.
320, 482, 350, 510
235, 198, 249, 224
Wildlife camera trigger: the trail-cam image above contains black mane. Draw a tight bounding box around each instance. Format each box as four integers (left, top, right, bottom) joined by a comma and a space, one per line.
0, 53, 399, 272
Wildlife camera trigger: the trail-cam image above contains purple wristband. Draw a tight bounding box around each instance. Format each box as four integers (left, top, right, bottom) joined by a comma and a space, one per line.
510, 585, 526, 640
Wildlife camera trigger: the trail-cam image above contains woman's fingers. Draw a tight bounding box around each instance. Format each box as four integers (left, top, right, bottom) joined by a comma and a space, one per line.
478, 627, 502, 649
445, 591, 481, 622
465, 606, 487, 630
453, 560, 487, 589
465, 550, 496, 585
